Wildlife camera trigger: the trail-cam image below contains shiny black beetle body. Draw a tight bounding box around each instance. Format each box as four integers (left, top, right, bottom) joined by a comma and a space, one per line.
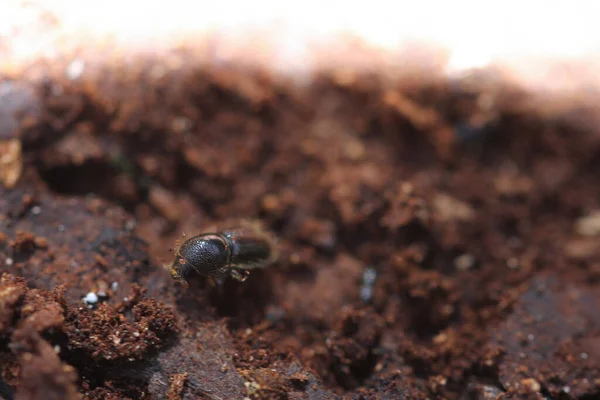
167, 222, 277, 286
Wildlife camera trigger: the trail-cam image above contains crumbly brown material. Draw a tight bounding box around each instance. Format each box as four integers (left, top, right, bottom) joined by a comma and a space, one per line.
1, 57, 600, 399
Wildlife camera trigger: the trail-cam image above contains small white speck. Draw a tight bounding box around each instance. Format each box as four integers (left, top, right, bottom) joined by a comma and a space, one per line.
123, 297, 129, 302
133, 332, 140, 337
363, 268, 377, 285
54, 345, 61, 353
125, 220, 136, 231
83, 292, 98, 305
527, 334, 535, 341
360, 267, 377, 303
562, 386, 571, 394
111, 281, 119, 291
97, 291, 108, 298
454, 253, 476, 271
171, 116, 191, 133
360, 286, 373, 303
506, 257, 520, 269
5, 257, 13, 266
31, 206, 41, 215
581, 352, 589, 360
575, 211, 600, 237
66, 59, 85, 80
58, 225, 66, 232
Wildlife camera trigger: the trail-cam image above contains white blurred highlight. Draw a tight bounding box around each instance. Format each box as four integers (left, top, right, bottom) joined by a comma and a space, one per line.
1, 0, 600, 94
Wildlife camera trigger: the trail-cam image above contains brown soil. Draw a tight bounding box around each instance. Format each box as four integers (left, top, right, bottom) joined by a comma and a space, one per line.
1, 61, 600, 400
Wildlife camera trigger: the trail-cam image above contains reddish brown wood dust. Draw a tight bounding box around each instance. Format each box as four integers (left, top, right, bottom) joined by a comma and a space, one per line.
1, 62, 600, 399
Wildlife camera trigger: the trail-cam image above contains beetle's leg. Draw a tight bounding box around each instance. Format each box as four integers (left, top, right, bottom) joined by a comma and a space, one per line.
229, 268, 250, 282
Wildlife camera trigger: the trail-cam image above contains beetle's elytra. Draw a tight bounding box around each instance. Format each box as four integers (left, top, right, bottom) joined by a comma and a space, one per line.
166, 221, 278, 287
